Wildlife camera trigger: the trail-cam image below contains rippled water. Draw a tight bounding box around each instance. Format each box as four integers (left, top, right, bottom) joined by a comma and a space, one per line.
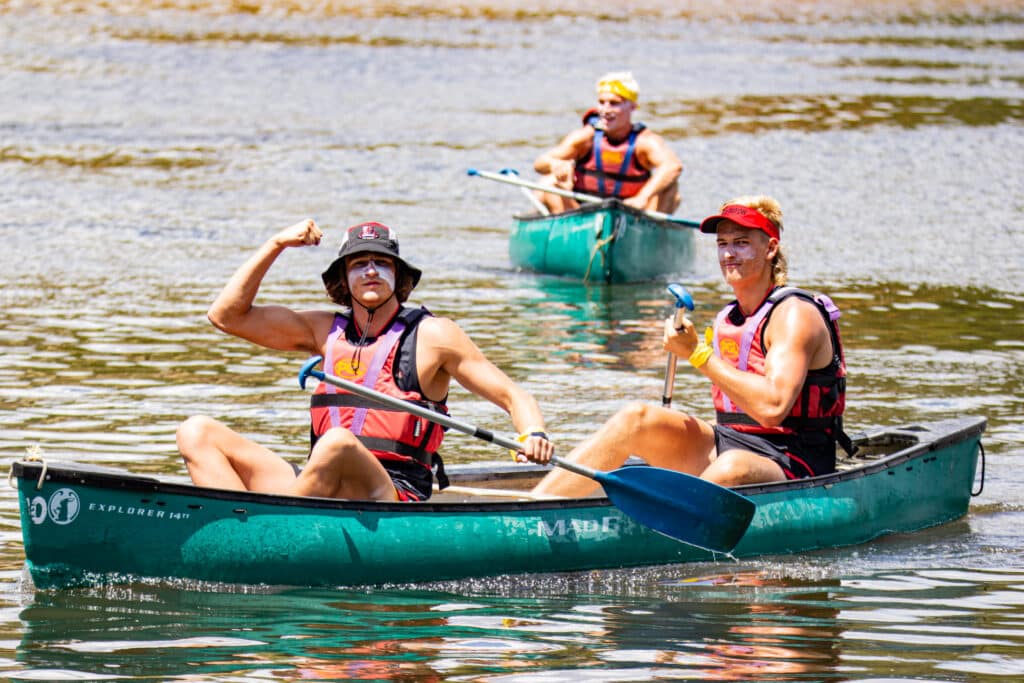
1, 0, 1023, 680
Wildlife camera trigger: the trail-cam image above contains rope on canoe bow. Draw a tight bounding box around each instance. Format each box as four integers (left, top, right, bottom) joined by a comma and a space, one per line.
584, 232, 616, 283
972, 441, 985, 497
8, 444, 48, 490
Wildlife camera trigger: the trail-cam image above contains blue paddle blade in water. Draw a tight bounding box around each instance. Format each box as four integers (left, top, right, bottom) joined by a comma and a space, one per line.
594, 465, 756, 553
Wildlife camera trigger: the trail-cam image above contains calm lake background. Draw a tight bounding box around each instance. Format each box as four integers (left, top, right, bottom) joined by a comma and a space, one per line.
1, 0, 1023, 680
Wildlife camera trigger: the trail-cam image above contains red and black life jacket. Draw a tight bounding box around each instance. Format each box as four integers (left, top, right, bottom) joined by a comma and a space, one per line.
711, 287, 854, 454
309, 306, 448, 479
573, 123, 651, 199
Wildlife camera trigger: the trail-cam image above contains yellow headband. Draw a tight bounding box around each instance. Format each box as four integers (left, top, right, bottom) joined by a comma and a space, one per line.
596, 76, 638, 103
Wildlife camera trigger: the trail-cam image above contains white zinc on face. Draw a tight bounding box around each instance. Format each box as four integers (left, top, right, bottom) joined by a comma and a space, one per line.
347, 256, 396, 292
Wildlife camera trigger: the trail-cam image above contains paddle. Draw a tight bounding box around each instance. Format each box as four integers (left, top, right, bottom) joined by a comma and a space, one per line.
499, 168, 550, 216
467, 168, 700, 227
662, 283, 695, 407
298, 356, 756, 553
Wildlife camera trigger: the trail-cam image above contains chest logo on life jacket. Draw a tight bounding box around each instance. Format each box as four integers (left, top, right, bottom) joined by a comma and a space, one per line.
719, 338, 740, 362
601, 150, 625, 164
332, 358, 366, 381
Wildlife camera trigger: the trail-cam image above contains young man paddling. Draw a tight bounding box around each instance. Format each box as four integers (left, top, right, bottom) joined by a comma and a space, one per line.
533, 195, 851, 497
178, 219, 554, 501
533, 71, 683, 215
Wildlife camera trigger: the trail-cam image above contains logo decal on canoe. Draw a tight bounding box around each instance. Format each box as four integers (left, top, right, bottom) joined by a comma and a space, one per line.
27, 490, 192, 525
537, 515, 623, 538
35, 488, 81, 525
27, 496, 47, 525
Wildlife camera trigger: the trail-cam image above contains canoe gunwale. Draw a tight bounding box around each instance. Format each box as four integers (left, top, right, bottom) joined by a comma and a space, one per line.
11, 416, 986, 511
734, 416, 986, 496
8, 460, 604, 514
512, 198, 694, 232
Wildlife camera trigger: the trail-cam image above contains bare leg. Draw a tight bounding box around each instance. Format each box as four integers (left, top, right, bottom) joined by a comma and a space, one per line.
534, 175, 580, 214
177, 415, 297, 492
702, 448, 785, 486
289, 427, 399, 501
532, 402, 716, 497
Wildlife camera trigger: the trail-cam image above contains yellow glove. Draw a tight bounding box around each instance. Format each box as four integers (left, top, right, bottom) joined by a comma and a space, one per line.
689, 327, 714, 368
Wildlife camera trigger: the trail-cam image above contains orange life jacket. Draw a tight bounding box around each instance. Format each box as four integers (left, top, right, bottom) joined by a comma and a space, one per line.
711, 287, 851, 452
309, 307, 447, 473
573, 123, 651, 198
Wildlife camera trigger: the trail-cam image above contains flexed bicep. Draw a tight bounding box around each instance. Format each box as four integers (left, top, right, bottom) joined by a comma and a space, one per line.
213, 305, 329, 354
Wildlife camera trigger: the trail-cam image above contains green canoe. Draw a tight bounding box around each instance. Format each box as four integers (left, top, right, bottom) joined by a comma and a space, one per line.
13, 416, 984, 589
510, 199, 697, 283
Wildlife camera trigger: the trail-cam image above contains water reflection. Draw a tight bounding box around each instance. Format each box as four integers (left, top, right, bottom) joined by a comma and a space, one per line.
13, 567, 1024, 681
594, 573, 843, 681
510, 278, 685, 371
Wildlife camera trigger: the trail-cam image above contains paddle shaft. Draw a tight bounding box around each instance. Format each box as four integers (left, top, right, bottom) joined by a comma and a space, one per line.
299, 358, 594, 479
662, 305, 689, 407
662, 284, 696, 407
498, 168, 550, 216
468, 168, 698, 227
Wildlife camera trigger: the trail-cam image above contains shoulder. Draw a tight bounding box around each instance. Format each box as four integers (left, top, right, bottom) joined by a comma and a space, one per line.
765, 295, 831, 345
634, 124, 657, 139
768, 289, 833, 320
635, 127, 668, 149
633, 128, 679, 163
567, 125, 597, 145
415, 314, 472, 347
770, 293, 825, 322
307, 309, 341, 338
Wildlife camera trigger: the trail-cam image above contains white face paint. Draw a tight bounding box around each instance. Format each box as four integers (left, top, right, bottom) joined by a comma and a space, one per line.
716, 223, 773, 283
347, 257, 396, 292
718, 239, 759, 265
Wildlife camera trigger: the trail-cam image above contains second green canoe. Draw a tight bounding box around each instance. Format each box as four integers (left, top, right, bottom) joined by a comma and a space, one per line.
510, 199, 697, 283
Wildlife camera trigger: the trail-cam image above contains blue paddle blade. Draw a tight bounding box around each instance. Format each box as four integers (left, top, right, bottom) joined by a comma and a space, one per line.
593, 465, 755, 553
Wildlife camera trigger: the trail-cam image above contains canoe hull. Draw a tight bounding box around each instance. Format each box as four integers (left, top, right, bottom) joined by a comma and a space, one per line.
14, 416, 984, 589
510, 199, 695, 283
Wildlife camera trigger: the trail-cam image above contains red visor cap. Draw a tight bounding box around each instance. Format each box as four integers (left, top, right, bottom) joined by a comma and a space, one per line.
699, 204, 780, 241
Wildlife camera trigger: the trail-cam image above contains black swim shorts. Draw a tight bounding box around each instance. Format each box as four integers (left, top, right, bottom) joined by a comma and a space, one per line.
713, 425, 836, 479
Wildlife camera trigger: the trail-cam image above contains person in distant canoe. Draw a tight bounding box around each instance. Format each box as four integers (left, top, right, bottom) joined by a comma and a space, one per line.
533, 71, 683, 215
178, 220, 554, 501
532, 195, 852, 497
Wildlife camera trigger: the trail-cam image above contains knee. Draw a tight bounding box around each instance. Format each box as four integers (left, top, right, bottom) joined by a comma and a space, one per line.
612, 401, 660, 429
308, 428, 362, 465
176, 415, 219, 452
706, 453, 765, 487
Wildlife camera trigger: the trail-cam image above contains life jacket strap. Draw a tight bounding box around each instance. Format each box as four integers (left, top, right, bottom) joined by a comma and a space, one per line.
310, 393, 446, 414
715, 412, 857, 456
716, 411, 838, 431
357, 436, 436, 467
